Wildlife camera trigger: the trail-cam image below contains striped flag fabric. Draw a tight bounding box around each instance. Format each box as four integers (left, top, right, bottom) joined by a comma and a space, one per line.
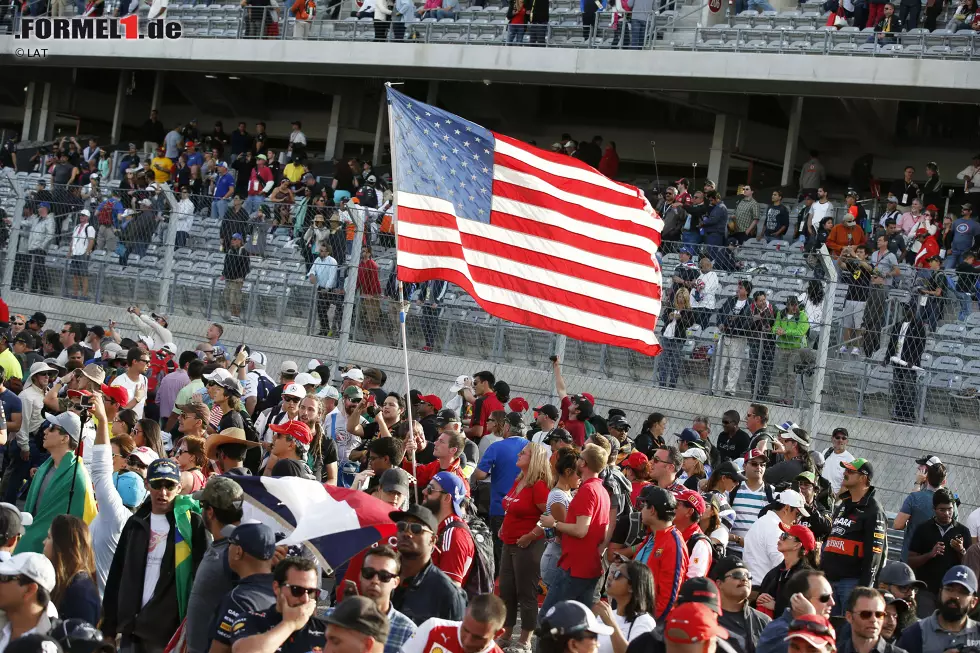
386, 86, 664, 357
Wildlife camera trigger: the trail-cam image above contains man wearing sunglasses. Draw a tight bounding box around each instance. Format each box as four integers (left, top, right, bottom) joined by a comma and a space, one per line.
333, 545, 416, 653
210, 523, 277, 653
110, 348, 150, 418
896, 565, 980, 653
255, 383, 305, 452
711, 557, 770, 653
755, 570, 835, 653
822, 459, 887, 617
840, 588, 903, 653
2, 361, 55, 504
103, 459, 207, 653
0, 552, 59, 649
729, 449, 775, 560
233, 557, 326, 653
818, 428, 854, 496
389, 504, 466, 625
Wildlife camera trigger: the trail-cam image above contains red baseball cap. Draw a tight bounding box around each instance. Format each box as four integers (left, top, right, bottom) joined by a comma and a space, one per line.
664, 603, 728, 644
621, 451, 649, 471
509, 397, 529, 413
743, 448, 767, 464
784, 614, 835, 649
674, 488, 706, 516
269, 420, 313, 446
778, 522, 817, 553
580, 392, 595, 405
100, 384, 130, 406
419, 394, 442, 411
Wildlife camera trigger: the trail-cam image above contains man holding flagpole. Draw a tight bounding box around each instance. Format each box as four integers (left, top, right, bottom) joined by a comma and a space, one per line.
103, 458, 208, 653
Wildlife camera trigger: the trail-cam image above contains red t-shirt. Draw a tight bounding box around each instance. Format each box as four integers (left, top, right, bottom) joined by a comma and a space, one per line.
558, 477, 610, 579
403, 619, 504, 653
629, 480, 651, 504
509, 6, 525, 23
500, 479, 549, 544
477, 392, 504, 431
404, 457, 471, 496
559, 396, 587, 447
432, 515, 475, 585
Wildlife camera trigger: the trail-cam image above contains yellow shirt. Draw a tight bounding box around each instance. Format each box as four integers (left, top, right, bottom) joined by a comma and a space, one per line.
0, 349, 23, 385
283, 162, 305, 184
151, 156, 173, 184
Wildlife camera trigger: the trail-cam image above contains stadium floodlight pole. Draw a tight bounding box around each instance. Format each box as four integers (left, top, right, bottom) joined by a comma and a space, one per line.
384, 81, 419, 504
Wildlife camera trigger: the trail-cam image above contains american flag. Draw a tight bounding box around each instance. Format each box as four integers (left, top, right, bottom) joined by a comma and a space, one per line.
387, 86, 664, 356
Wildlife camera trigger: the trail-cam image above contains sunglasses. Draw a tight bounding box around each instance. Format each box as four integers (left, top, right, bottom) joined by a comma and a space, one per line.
788, 618, 833, 636
149, 480, 178, 491
12, 322, 24, 326
779, 533, 798, 542
396, 521, 431, 535
0, 575, 20, 584
282, 583, 318, 598
282, 396, 300, 404
855, 610, 885, 620
816, 593, 833, 604
832, 435, 848, 441
361, 568, 398, 582
721, 420, 735, 425
725, 570, 752, 581
609, 568, 626, 580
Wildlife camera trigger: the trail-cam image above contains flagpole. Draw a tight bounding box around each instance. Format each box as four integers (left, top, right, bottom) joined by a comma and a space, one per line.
384, 81, 419, 504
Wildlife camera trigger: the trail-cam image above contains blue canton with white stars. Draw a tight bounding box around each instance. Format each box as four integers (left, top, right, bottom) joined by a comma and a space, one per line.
388, 87, 496, 225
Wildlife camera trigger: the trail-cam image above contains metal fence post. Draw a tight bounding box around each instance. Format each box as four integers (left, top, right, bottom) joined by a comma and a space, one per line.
334, 206, 366, 379
1, 190, 26, 296
802, 245, 838, 434
158, 185, 179, 314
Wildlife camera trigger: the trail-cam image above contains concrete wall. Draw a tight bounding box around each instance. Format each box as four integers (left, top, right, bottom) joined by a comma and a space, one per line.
10, 289, 979, 517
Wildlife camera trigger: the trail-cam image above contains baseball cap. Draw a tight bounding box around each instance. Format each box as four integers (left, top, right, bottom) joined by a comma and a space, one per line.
280, 360, 300, 375
709, 556, 749, 584
942, 565, 978, 594
44, 412, 81, 444
841, 458, 874, 481
676, 428, 701, 443
432, 471, 466, 517
714, 461, 746, 483
506, 411, 526, 431
916, 455, 943, 467
294, 372, 317, 387
343, 368, 365, 383
379, 468, 411, 497
784, 615, 835, 649
130, 446, 159, 467
544, 428, 573, 444
147, 459, 181, 484
28, 311, 47, 326
97, 383, 129, 407
151, 312, 169, 327
775, 490, 810, 517
796, 471, 817, 485
433, 409, 460, 427
679, 245, 696, 257
681, 448, 707, 464
0, 553, 56, 593
534, 404, 560, 421
778, 522, 817, 553
775, 421, 800, 434
282, 382, 306, 399
419, 394, 442, 411
0, 503, 31, 539
250, 352, 267, 367
509, 397, 529, 413
539, 600, 614, 637
203, 367, 233, 383
228, 523, 276, 561
160, 342, 178, 355
743, 449, 767, 464
192, 475, 245, 511
675, 488, 706, 516
215, 377, 243, 396
114, 472, 148, 509
269, 420, 313, 446
343, 385, 364, 400
317, 385, 340, 400
664, 602, 728, 643
327, 596, 390, 644
621, 451, 649, 471
608, 415, 631, 431
389, 504, 439, 533
878, 562, 927, 590
449, 375, 472, 393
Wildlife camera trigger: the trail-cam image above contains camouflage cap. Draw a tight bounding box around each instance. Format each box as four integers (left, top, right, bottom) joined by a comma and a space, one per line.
192, 476, 244, 511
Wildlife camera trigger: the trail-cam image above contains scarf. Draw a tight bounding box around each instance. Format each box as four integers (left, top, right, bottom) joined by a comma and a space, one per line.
16, 452, 98, 554
173, 494, 201, 620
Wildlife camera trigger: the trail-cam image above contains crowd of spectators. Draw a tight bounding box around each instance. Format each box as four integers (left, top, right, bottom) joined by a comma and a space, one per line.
0, 305, 977, 653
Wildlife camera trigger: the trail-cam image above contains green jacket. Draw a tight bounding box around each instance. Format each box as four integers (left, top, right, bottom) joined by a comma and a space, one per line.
772, 309, 809, 349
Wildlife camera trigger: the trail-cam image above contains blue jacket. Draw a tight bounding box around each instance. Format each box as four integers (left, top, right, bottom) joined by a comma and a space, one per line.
755, 608, 792, 653
703, 202, 729, 236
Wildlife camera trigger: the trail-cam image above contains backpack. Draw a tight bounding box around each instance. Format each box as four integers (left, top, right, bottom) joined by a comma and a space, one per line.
443, 513, 495, 600
238, 408, 262, 474
253, 373, 275, 408
728, 482, 775, 507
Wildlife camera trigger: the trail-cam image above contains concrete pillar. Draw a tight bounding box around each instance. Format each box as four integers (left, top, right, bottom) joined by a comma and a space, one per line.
111, 71, 127, 145
151, 71, 165, 114
707, 113, 735, 197
781, 96, 803, 188
21, 82, 36, 143
35, 83, 52, 142
372, 92, 386, 166
324, 94, 342, 161
426, 81, 439, 106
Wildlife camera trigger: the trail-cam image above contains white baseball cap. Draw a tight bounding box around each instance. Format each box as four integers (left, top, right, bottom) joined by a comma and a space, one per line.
130, 446, 160, 466
283, 383, 305, 399
317, 385, 340, 400
251, 352, 267, 367
203, 367, 233, 383
449, 374, 472, 393
138, 334, 154, 349
681, 448, 707, 464
160, 342, 178, 355
0, 553, 56, 593
776, 490, 810, 517
342, 368, 364, 383
294, 372, 317, 387
307, 358, 321, 371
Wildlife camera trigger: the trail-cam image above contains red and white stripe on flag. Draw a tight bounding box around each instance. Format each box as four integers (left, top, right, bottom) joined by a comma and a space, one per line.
395, 132, 664, 357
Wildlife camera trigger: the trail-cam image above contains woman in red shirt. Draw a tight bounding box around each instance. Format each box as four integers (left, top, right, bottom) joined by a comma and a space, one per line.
498, 442, 553, 651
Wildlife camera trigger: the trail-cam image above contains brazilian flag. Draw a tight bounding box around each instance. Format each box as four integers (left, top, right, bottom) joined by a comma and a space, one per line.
173, 494, 201, 619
